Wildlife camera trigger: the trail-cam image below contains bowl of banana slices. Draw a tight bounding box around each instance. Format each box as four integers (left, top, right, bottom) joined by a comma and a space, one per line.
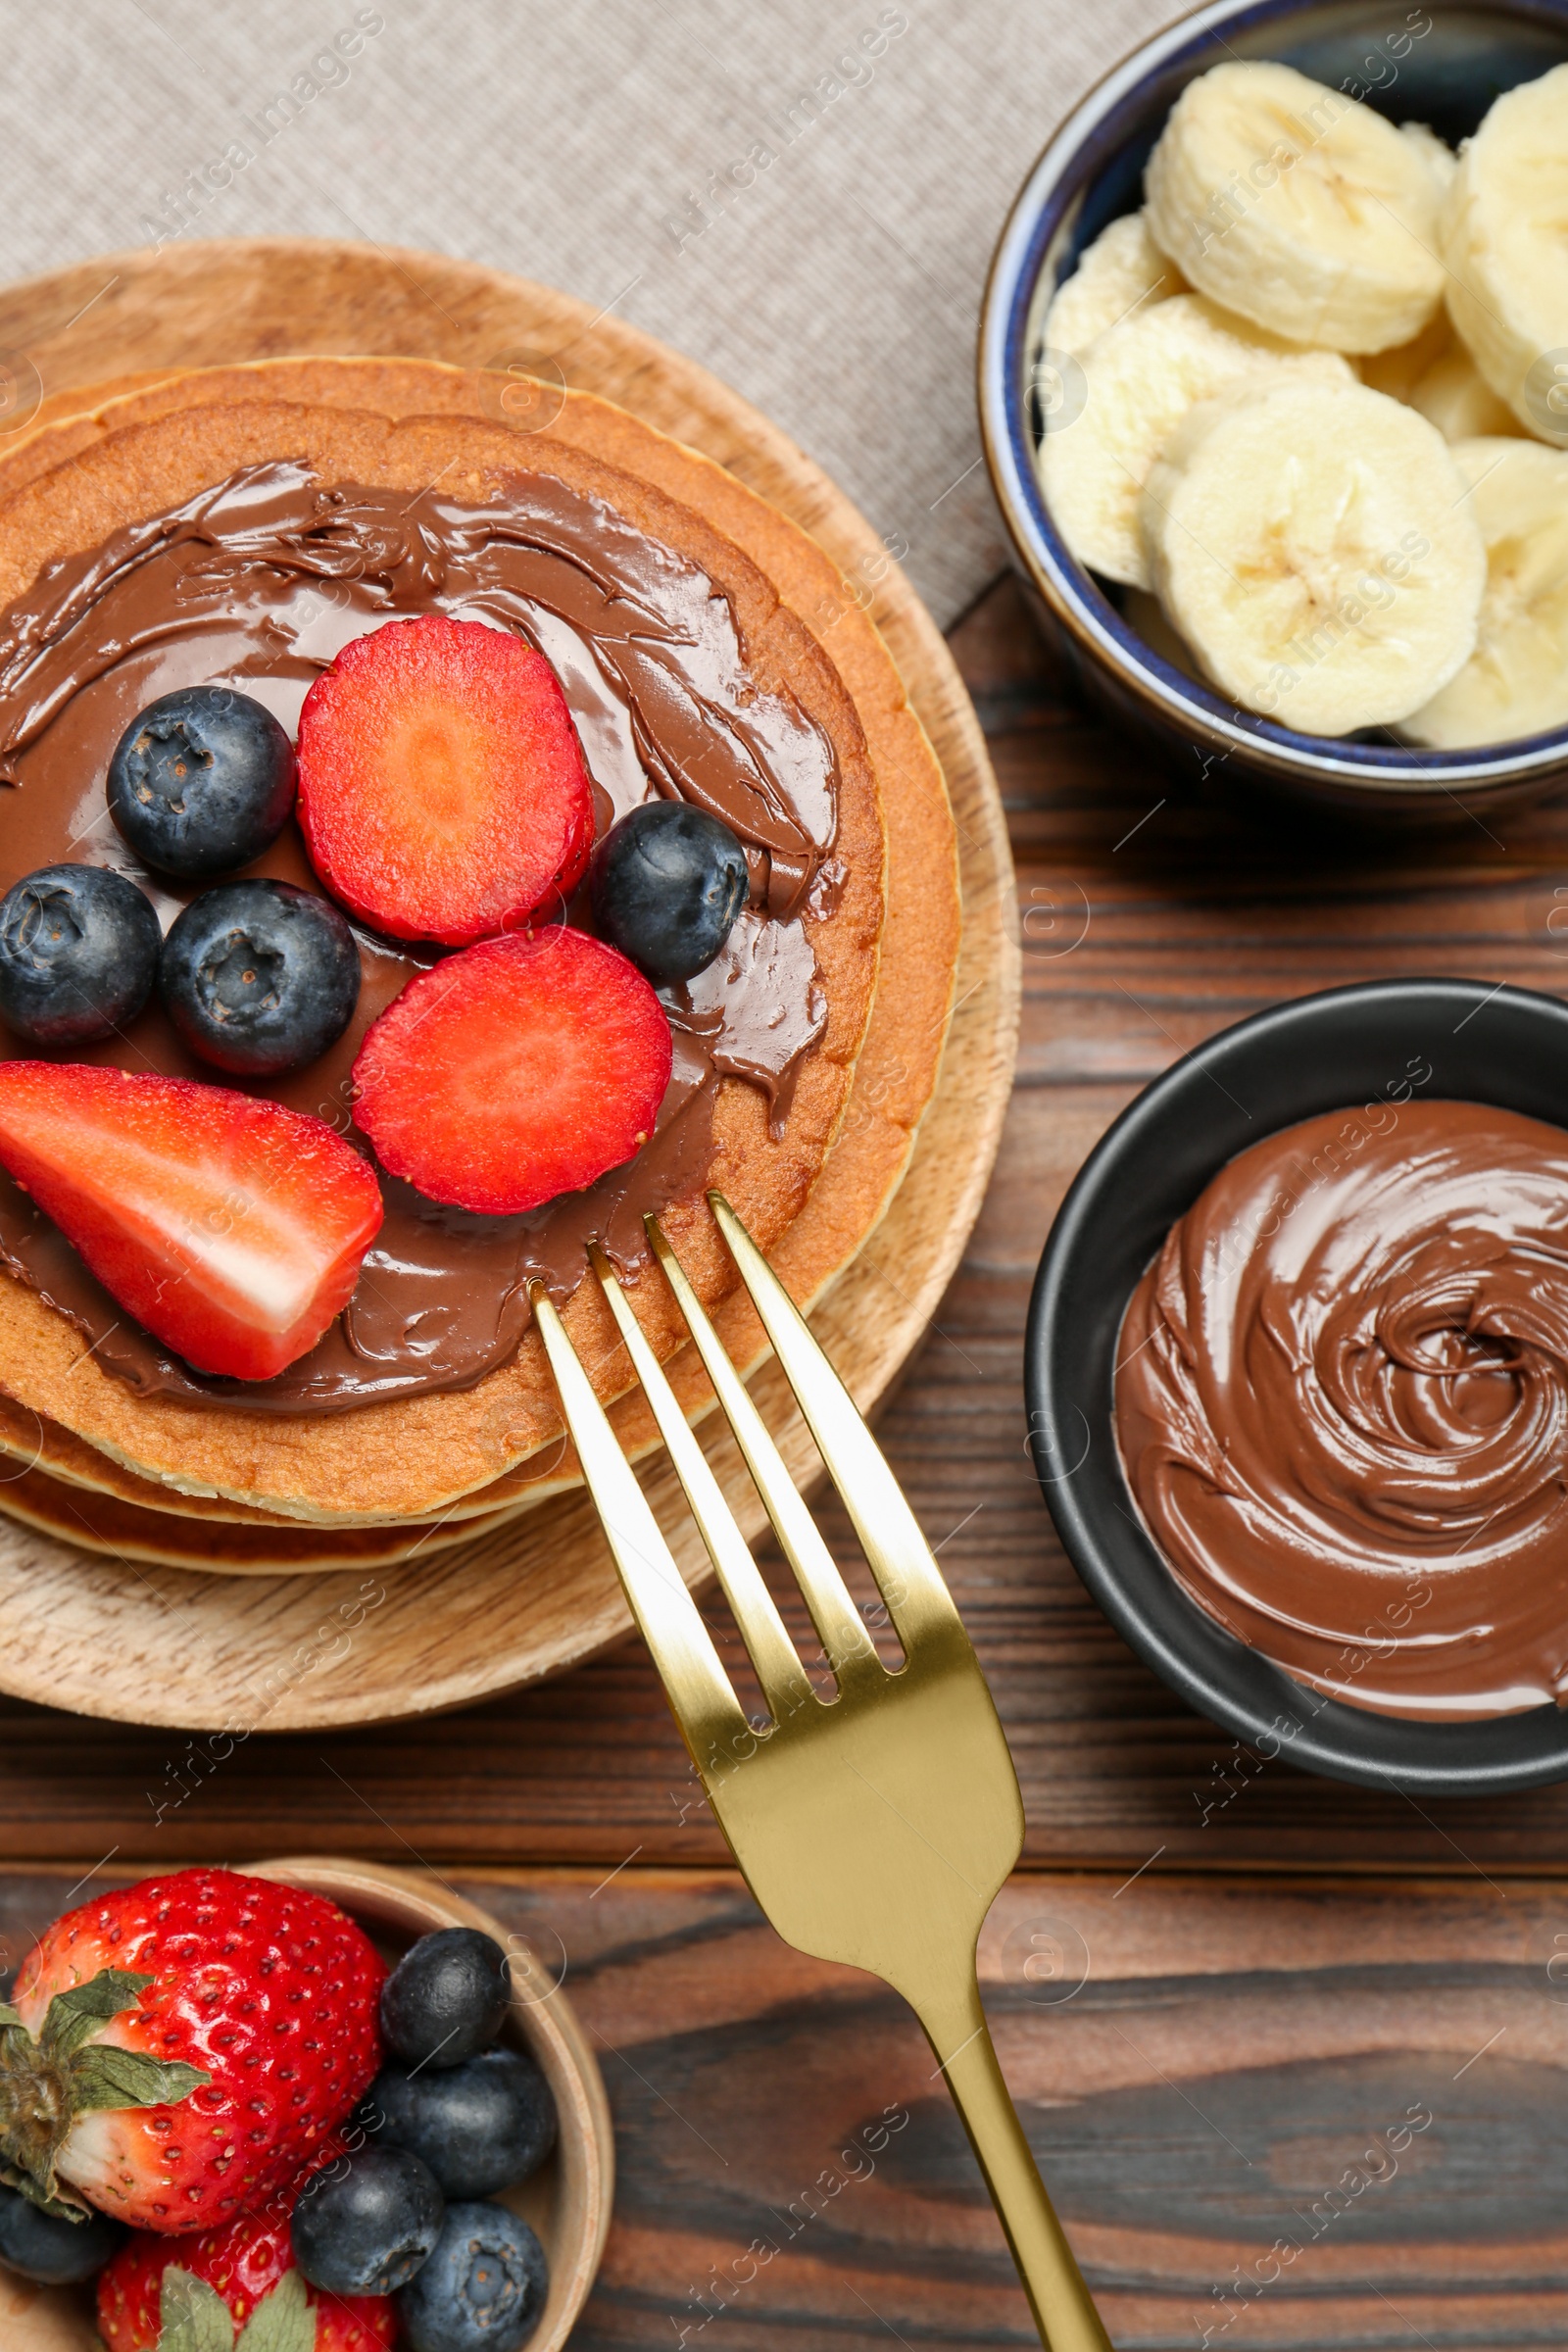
979, 0, 1568, 817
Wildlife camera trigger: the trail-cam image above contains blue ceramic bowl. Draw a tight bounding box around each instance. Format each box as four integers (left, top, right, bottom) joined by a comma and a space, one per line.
978, 0, 1568, 820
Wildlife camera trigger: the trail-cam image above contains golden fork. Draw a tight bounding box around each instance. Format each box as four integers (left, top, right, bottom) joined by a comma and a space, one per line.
531, 1195, 1110, 2352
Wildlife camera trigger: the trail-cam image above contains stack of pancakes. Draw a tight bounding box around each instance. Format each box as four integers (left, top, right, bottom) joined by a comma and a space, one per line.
0, 358, 959, 1573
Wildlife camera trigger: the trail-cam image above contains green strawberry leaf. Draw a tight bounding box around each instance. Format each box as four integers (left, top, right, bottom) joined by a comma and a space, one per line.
71, 2044, 211, 2114
0, 2157, 91, 2220
157, 2267, 235, 2352
41, 1967, 157, 2060
234, 2270, 317, 2352
0, 1965, 210, 2220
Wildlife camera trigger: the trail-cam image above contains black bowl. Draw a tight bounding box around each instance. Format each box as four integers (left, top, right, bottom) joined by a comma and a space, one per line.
1025, 977, 1568, 1795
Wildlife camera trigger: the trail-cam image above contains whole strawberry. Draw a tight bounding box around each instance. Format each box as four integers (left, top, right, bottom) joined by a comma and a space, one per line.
97, 2163, 396, 2350
2, 1868, 384, 2232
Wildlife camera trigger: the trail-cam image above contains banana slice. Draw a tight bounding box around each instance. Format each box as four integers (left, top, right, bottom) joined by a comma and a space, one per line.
1408, 346, 1527, 444
1361, 309, 1454, 404
1045, 212, 1185, 357
1145, 62, 1446, 353
1401, 121, 1456, 198
1141, 378, 1485, 735
1401, 438, 1568, 749
1038, 292, 1352, 587
1443, 63, 1568, 444
1359, 310, 1523, 441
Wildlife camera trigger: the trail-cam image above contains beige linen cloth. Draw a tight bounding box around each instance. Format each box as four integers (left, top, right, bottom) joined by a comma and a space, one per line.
0, 0, 1178, 628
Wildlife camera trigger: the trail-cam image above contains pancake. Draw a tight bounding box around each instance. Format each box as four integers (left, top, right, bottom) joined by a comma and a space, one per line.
0, 369, 186, 499
0, 1454, 514, 1573
0, 364, 957, 1524
0, 1370, 572, 1527
0, 1384, 533, 1559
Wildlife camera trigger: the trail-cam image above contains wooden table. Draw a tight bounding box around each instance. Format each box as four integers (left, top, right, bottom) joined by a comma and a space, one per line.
6, 575, 1567, 2347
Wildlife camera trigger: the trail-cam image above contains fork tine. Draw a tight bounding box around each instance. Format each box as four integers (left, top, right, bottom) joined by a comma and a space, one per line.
646, 1219, 882, 1692
706, 1193, 962, 1649
529, 1281, 752, 1765
589, 1247, 814, 1725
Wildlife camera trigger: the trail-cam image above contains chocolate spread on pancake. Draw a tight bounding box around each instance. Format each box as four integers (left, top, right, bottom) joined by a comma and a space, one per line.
1115, 1100, 1568, 1722
0, 462, 841, 1411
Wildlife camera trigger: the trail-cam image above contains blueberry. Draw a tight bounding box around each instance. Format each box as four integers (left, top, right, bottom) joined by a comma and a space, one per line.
290, 2144, 443, 2296
361, 2046, 558, 2198
159, 879, 360, 1075
381, 1928, 512, 2071
0, 2184, 124, 2284
589, 801, 750, 984
0, 862, 161, 1047
108, 686, 296, 878
397, 2202, 548, 2352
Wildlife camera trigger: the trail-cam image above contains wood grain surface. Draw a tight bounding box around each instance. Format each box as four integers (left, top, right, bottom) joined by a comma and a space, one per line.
6, 570, 1568, 2349
7, 573, 1568, 1871
1, 1862, 1562, 2352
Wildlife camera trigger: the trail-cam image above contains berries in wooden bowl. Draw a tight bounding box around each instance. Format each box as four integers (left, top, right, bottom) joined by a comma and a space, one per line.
97, 2170, 398, 2349
0, 1861, 611, 2352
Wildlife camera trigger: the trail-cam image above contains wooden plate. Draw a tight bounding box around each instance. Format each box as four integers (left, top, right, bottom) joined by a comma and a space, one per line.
0, 240, 1019, 1730
6, 1856, 613, 2352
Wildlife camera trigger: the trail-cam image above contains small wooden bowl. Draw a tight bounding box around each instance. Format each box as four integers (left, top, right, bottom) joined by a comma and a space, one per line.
2, 1858, 613, 2352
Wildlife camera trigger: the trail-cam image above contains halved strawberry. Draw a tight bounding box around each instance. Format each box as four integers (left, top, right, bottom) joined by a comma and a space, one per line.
296, 615, 595, 946
0, 1065, 383, 1380
352, 926, 672, 1213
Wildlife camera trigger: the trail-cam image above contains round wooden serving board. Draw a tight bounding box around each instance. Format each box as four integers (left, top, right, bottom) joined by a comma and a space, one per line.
0, 240, 1018, 1730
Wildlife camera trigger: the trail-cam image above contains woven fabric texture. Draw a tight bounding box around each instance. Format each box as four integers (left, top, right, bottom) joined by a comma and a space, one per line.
0, 0, 1180, 624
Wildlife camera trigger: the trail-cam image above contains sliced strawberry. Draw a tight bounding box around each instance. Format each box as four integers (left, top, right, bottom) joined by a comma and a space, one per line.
0, 1065, 382, 1380
352, 926, 672, 1214
296, 614, 595, 946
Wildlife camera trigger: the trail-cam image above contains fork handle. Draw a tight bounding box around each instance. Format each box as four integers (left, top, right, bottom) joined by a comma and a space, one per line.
914, 1977, 1112, 2352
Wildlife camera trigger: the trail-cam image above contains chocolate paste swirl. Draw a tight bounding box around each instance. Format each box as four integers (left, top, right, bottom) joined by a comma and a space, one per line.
0, 462, 839, 1413
1116, 1101, 1568, 1722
